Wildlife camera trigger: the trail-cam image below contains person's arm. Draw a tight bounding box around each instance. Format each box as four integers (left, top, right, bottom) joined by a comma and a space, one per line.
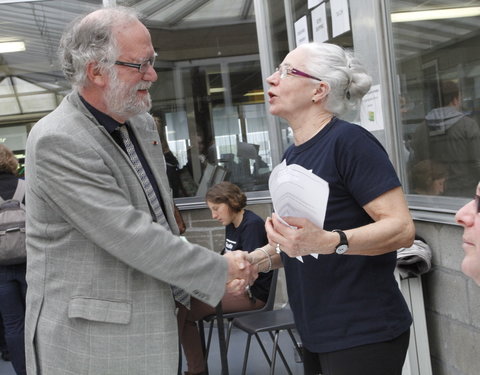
246, 244, 283, 273
264, 187, 415, 257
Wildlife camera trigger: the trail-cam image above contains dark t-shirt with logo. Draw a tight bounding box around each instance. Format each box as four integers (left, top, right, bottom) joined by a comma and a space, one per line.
225, 209, 272, 302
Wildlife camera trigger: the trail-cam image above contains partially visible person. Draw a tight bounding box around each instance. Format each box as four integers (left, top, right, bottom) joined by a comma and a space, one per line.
411, 80, 480, 197
177, 182, 272, 375
455, 181, 480, 285
247, 42, 415, 375
0, 144, 26, 375
155, 115, 188, 198
410, 159, 447, 195
24, 7, 255, 375
0, 314, 10, 361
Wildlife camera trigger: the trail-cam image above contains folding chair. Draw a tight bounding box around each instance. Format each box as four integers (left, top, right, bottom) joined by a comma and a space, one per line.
232, 305, 302, 375
199, 269, 279, 368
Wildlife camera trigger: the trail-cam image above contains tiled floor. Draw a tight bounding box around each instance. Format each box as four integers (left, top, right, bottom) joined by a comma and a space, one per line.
0, 326, 304, 375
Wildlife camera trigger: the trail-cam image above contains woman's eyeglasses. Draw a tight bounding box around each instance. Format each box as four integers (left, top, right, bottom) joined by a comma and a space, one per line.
275, 63, 322, 82
115, 53, 157, 74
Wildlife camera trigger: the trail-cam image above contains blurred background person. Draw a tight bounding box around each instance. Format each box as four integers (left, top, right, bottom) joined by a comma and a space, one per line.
455, 181, 480, 285
177, 181, 272, 375
411, 80, 480, 197
0, 144, 26, 375
410, 159, 447, 195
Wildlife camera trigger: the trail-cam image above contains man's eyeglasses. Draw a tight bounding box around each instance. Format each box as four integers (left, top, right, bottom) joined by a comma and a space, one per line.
275, 63, 322, 82
115, 53, 157, 74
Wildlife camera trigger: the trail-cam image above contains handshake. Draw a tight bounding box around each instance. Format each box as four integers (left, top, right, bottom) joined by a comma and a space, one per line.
223, 250, 259, 295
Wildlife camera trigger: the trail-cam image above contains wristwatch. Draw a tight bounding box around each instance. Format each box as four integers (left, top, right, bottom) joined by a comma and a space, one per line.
332, 229, 349, 254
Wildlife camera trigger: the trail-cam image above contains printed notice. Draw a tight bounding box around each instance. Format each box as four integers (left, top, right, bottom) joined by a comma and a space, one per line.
294, 16, 309, 46
312, 3, 328, 43
360, 84, 385, 131
331, 0, 351, 37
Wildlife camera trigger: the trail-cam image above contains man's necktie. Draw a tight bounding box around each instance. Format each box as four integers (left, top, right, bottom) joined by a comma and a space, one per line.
119, 125, 190, 308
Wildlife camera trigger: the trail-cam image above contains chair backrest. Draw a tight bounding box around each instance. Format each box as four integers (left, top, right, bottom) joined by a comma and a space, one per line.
258, 269, 279, 312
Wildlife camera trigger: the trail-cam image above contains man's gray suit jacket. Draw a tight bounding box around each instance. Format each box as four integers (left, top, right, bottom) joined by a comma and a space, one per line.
24, 92, 228, 375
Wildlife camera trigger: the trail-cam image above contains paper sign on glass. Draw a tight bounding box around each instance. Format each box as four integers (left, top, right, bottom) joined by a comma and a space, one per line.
360, 84, 384, 131
269, 161, 330, 262
294, 16, 309, 47
308, 0, 322, 9
331, 0, 351, 38
312, 3, 329, 43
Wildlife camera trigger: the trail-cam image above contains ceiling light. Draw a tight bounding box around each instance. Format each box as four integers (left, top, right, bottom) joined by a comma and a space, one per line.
391, 6, 480, 23
0, 41, 26, 53
209, 87, 225, 94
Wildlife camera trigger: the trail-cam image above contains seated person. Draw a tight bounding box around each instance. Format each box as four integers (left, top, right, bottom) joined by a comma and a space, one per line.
410, 159, 447, 195
177, 181, 273, 375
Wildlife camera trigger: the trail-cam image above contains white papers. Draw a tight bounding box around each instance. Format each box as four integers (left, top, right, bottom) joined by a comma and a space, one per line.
360, 84, 385, 131
269, 161, 330, 262
331, 0, 351, 37
312, 3, 329, 43
294, 16, 309, 46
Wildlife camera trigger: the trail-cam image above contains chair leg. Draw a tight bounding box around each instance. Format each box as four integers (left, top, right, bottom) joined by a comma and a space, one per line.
241, 334, 253, 375
198, 320, 209, 375
269, 331, 280, 375
287, 329, 303, 362
205, 320, 215, 359
254, 333, 272, 366
268, 331, 292, 375
225, 319, 233, 351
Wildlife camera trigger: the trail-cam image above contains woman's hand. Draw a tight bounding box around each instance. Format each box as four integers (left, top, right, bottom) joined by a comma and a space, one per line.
265, 213, 337, 257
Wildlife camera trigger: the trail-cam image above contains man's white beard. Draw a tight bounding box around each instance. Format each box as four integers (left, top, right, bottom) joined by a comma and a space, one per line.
105, 73, 152, 120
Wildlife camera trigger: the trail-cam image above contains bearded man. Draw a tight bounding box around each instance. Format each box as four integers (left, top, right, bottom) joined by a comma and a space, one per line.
24, 6, 255, 375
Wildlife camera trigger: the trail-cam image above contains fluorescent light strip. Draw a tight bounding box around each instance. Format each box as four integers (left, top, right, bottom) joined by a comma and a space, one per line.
244, 90, 264, 97
0, 41, 26, 53
391, 7, 480, 23
209, 87, 225, 93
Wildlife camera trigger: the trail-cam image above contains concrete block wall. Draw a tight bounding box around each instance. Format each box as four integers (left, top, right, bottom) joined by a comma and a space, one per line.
415, 221, 480, 375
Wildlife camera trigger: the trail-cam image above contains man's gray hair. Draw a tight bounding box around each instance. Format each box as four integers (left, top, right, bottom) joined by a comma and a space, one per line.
58, 6, 140, 89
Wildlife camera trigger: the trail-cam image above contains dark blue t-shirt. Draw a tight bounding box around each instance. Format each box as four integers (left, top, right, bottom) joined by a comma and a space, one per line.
225, 210, 272, 302
279, 117, 412, 353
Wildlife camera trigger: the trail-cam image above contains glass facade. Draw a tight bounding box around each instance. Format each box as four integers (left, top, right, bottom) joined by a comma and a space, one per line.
389, 1, 480, 199
2, 0, 477, 212
0, 0, 273, 198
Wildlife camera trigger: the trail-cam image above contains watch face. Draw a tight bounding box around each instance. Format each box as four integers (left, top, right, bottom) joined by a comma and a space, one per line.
336, 244, 349, 254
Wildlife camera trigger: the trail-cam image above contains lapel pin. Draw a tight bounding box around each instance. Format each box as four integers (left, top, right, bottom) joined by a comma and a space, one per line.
152, 141, 158, 145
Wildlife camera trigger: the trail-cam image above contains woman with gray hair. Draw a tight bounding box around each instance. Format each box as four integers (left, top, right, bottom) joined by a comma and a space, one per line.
247, 43, 415, 375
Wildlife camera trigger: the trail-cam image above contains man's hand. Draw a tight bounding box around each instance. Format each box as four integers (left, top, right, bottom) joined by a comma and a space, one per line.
224, 250, 258, 286
225, 278, 248, 296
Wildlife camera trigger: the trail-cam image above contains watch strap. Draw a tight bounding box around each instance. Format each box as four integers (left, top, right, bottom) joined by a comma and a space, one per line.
332, 229, 349, 254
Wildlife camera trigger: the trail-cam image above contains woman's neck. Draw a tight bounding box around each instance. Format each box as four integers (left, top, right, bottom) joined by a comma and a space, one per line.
232, 209, 245, 228
293, 112, 333, 145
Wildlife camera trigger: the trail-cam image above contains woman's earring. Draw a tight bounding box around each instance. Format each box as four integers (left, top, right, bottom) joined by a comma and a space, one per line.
312, 98, 316, 103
